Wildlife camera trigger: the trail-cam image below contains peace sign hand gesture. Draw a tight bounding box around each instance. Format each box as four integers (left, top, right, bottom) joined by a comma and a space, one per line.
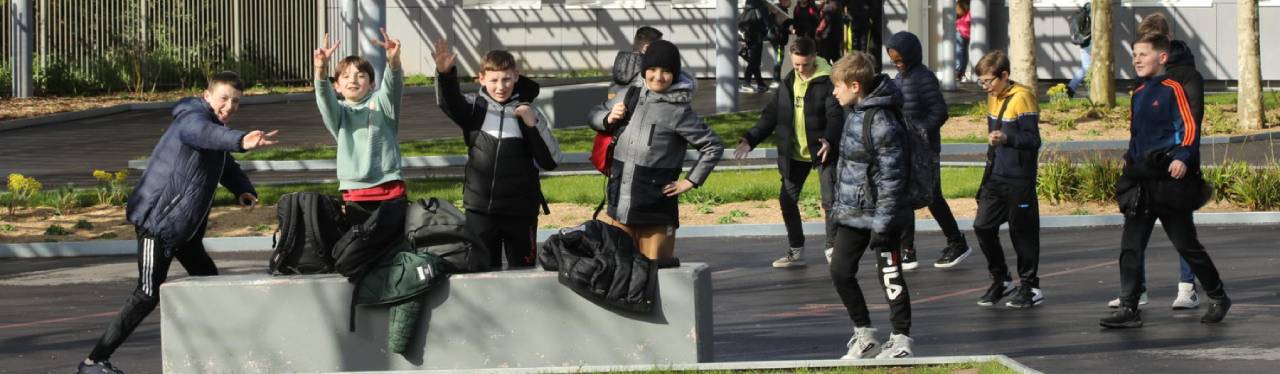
314, 33, 341, 71
432, 38, 456, 74
371, 27, 402, 68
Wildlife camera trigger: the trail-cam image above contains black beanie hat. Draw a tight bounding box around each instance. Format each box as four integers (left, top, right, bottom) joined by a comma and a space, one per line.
642, 40, 682, 77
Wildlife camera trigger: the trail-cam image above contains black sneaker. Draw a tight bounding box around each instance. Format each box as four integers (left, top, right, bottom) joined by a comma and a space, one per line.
1201, 296, 1232, 323
901, 248, 918, 271
933, 246, 972, 269
1006, 286, 1045, 309
977, 280, 1014, 306
1100, 307, 1144, 329
78, 360, 125, 374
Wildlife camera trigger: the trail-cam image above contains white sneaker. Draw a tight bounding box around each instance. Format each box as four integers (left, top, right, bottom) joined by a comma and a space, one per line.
824, 247, 834, 264
1172, 282, 1201, 310
1107, 292, 1149, 308
874, 333, 914, 359
840, 327, 880, 359
772, 247, 807, 268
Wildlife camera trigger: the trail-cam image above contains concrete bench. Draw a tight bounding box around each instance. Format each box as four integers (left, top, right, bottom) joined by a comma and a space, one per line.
160, 263, 712, 373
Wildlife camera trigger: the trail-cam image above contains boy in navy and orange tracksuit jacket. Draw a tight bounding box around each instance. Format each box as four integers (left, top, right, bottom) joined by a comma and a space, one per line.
1101, 33, 1229, 329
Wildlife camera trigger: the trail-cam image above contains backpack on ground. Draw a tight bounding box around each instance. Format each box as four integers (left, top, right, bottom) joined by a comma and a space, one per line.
590, 85, 642, 174
333, 198, 409, 279
862, 107, 938, 210
269, 192, 349, 275
405, 197, 491, 273
1069, 3, 1092, 46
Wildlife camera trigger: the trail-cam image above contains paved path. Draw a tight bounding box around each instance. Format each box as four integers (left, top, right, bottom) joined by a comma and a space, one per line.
2, 224, 1277, 373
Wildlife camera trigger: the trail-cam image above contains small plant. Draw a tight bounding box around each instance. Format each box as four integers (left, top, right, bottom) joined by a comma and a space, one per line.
1037, 156, 1076, 204
251, 223, 271, 232
97, 232, 118, 239
1052, 115, 1078, 131
801, 196, 823, 219
45, 224, 71, 236
1202, 104, 1237, 136
1204, 161, 1251, 203
1070, 207, 1092, 215
727, 209, 750, 218
54, 183, 80, 215
1087, 129, 1102, 136
1, 224, 15, 232
683, 191, 725, 207
1075, 157, 1122, 202
968, 101, 989, 121
1046, 83, 1071, 110
92, 169, 130, 206
696, 205, 715, 214
7, 173, 43, 217
717, 215, 737, 224
74, 219, 94, 230
1228, 166, 1280, 210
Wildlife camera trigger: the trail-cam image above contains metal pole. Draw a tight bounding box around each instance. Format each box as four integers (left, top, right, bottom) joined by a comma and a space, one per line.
10, 0, 34, 98
967, 0, 988, 80
358, 0, 385, 84
939, 0, 956, 90
341, 0, 357, 58
715, 0, 740, 113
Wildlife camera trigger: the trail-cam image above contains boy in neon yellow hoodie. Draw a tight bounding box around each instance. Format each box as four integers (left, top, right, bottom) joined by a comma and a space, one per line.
735, 37, 844, 268
313, 29, 406, 222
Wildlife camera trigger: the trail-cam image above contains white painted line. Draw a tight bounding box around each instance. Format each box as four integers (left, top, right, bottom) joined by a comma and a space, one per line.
355, 355, 1042, 374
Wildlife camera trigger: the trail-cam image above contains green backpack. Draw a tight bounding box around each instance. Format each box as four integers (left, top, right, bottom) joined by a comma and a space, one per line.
349, 249, 448, 353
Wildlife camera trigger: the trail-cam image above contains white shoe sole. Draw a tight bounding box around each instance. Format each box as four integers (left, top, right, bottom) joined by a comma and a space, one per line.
902, 261, 919, 270
773, 261, 807, 268
840, 343, 880, 359
933, 248, 972, 269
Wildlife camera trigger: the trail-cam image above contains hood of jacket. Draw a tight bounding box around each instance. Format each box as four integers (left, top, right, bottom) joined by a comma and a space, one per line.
642, 71, 698, 104
854, 74, 904, 112
885, 31, 924, 70
172, 96, 219, 124
1168, 40, 1196, 70
478, 75, 542, 106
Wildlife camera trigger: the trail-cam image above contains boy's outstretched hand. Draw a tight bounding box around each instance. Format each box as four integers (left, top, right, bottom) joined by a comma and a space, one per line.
432, 38, 456, 73
242, 130, 279, 151
314, 33, 340, 78
515, 105, 538, 127
372, 28, 402, 69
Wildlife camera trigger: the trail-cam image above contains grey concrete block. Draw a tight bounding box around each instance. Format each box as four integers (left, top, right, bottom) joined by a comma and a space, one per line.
160, 264, 713, 373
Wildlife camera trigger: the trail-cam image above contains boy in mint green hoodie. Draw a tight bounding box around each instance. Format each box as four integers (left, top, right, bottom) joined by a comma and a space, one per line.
313, 29, 406, 222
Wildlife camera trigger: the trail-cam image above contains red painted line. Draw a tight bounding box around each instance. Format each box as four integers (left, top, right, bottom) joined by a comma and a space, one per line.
0, 311, 117, 330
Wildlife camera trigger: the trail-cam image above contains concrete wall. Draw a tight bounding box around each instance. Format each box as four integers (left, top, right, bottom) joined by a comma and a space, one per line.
160, 264, 713, 373
334, 0, 1275, 81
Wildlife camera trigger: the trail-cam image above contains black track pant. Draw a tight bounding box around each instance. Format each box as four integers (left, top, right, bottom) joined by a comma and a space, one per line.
88, 227, 217, 362
779, 159, 837, 249
744, 41, 766, 88
901, 176, 968, 252
467, 210, 537, 269
1118, 209, 1226, 307
973, 179, 1040, 288
829, 225, 911, 335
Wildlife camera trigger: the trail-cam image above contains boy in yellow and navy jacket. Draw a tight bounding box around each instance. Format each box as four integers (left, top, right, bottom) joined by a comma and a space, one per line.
971, 50, 1044, 310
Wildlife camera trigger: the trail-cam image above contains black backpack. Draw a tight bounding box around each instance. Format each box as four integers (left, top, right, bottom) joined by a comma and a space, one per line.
405, 198, 491, 273
269, 192, 349, 275
332, 198, 409, 279
862, 107, 938, 210
1069, 3, 1092, 46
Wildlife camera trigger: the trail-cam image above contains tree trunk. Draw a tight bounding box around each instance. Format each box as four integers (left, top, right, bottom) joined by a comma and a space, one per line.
1008, 0, 1037, 88
1089, 0, 1115, 107
1238, 0, 1264, 130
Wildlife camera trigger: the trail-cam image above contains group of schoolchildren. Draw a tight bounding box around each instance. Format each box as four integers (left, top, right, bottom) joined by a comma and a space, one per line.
77, 13, 1231, 373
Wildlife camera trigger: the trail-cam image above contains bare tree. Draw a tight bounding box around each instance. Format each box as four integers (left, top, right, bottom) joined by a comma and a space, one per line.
1089, 0, 1115, 107
1238, 0, 1264, 129
1008, 0, 1037, 87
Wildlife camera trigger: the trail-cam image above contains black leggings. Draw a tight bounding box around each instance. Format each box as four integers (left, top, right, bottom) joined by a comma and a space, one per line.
829, 225, 911, 335
89, 229, 217, 361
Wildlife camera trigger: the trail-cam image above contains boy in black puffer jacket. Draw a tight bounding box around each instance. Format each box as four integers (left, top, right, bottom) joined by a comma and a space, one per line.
78, 72, 279, 374
884, 31, 971, 271
432, 40, 562, 270
827, 51, 915, 361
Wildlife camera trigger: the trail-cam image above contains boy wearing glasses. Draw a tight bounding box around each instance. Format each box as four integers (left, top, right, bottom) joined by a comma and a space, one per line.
972, 50, 1044, 310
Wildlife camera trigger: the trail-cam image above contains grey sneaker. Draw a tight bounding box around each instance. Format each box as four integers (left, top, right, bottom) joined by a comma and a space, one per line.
873, 333, 914, 359
1172, 282, 1201, 310
772, 247, 807, 268
78, 360, 125, 374
1108, 292, 1149, 308
840, 327, 881, 359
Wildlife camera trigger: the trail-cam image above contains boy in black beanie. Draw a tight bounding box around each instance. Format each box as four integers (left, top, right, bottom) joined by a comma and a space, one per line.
588, 40, 724, 260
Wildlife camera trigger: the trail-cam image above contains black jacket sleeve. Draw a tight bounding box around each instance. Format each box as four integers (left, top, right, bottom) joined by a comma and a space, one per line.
435, 67, 478, 130
220, 153, 257, 198
744, 90, 782, 148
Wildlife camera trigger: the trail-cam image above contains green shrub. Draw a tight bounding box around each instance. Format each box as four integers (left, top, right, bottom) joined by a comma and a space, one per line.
73, 219, 94, 230
45, 224, 71, 236
1204, 161, 1250, 203
1051, 114, 1078, 131
1075, 157, 1122, 202
1203, 105, 1237, 136
0, 60, 10, 98
1228, 165, 1280, 210
1037, 156, 1076, 204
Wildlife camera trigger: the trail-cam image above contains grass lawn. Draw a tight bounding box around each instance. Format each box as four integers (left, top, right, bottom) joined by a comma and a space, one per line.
206, 167, 984, 208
